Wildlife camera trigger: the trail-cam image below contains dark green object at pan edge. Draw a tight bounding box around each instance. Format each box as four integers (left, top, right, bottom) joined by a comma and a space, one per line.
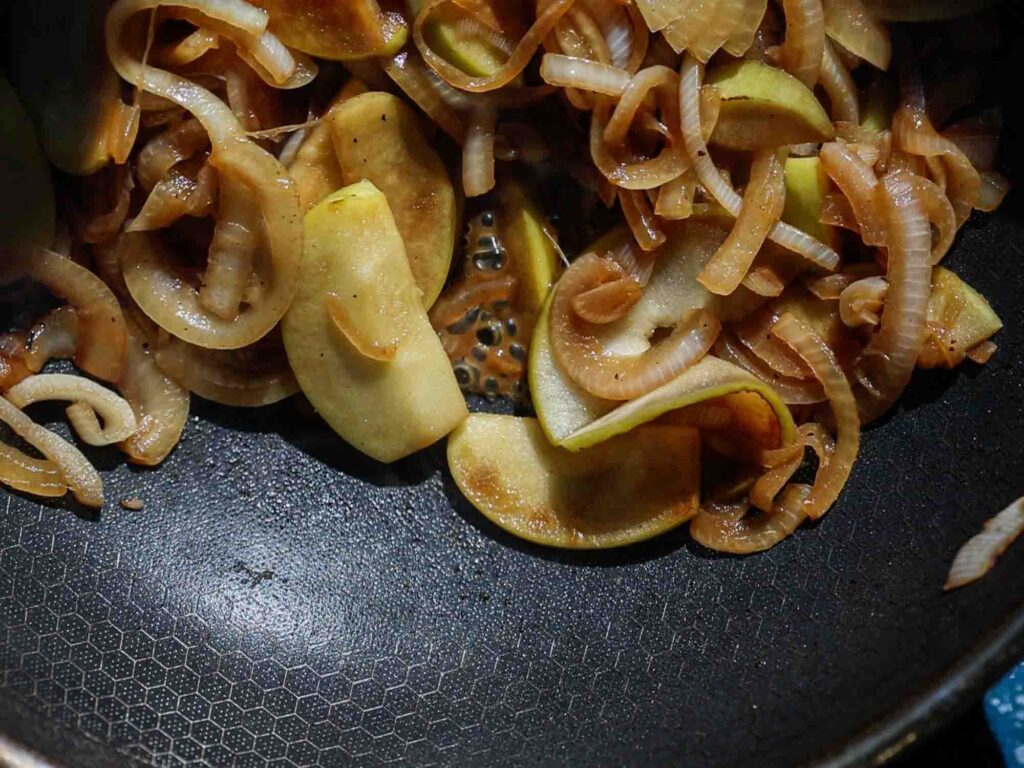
2, 20, 1024, 768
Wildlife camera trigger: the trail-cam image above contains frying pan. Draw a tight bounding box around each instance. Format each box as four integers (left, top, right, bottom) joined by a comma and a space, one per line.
2, 11, 1024, 768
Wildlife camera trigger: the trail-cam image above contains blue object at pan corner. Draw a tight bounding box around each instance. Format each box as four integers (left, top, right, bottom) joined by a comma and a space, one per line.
988, 661, 1024, 766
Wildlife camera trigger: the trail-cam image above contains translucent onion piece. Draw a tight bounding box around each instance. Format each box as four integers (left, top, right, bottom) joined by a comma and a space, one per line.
590, 104, 687, 191
839, 276, 887, 327
24, 306, 80, 373
153, 27, 220, 67
893, 100, 980, 227
136, 117, 209, 191
6, 374, 138, 447
605, 232, 656, 286
690, 484, 810, 554
0, 334, 32, 391
773, 312, 859, 519
107, 0, 302, 348
117, 318, 189, 466
699, 149, 785, 295
724, 0, 771, 57
780, 0, 825, 88
821, 0, 890, 70
199, 174, 259, 320
383, 51, 467, 143
903, 173, 956, 263
734, 305, 812, 380
154, 333, 299, 407
966, 340, 997, 365
976, 170, 1010, 213
857, 171, 931, 423
679, 55, 839, 271
804, 272, 853, 300
655, 169, 697, 221
0, 396, 103, 507
571, 277, 643, 324
0, 247, 126, 383
945, 497, 1024, 591
604, 65, 676, 146
463, 105, 497, 197
81, 165, 135, 245
415, 0, 576, 93
819, 141, 886, 246
751, 423, 831, 512
620, 189, 666, 251
550, 254, 720, 400
819, 39, 859, 123
741, 266, 786, 297
129, 157, 217, 232
943, 109, 1001, 172
540, 53, 631, 95
0, 439, 67, 500
715, 332, 826, 404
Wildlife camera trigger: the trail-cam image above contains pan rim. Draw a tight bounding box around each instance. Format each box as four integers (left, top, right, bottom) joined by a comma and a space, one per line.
806, 597, 1024, 767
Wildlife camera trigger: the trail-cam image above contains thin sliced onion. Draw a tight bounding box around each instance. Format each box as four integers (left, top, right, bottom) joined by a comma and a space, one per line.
839, 276, 887, 327
780, 0, 825, 88
604, 65, 676, 145
6, 374, 138, 447
819, 141, 887, 246
751, 423, 831, 512
383, 51, 467, 143
605, 232, 657, 286
107, 0, 302, 351
943, 109, 1001, 172
699, 149, 785, 295
590, 104, 687, 191
857, 171, 932, 423
154, 333, 299, 407
620, 189, 666, 251
130, 157, 217, 232
0, 396, 103, 507
976, 170, 1010, 213
117, 318, 190, 466
690, 484, 810, 554
153, 27, 220, 67
679, 55, 839, 271
655, 169, 696, 220
415, 0, 575, 93
772, 312, 859, 519
734, 306, 813, 380
81, 165, 135, 245
715, 332, 826, 404
892, 82, 981, 227
136, 117, 209, 191
945, 497, 1024, 590
821, 0, 890, 70
540, 53, 631, 95
0, 247, 126, 383
571, 276, 643, 324
199, 174, 259, 320
819, 39, 859, 124
741, 266, 786, 297
804, 273, 853, 300
966, 340, 997, 365
463, 104, 497, 197
550, 254, 720, 400
0, 439, 67, 500
23, 306, 80, 373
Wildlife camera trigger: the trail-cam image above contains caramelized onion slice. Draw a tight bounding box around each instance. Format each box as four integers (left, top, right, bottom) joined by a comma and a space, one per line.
154, 333, 299, 407
699, 149, 785, 296
857, 171, 931, 423
772, 312, 859, 519
946, 497, 1024, 591
839, 276, 888, 327
780, 0, 825, 88
0, 441, 67, 499
107, 0, 302, 350
0, 396, 103, 507
0, 246, 126, 383
690, 484, 810, 554
6, 374, 138, 446
550, 254, 720, 400
118, 319, 190, 466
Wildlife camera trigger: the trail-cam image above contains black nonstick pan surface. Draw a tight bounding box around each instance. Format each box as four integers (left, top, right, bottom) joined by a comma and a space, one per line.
3, 16, 1024, 768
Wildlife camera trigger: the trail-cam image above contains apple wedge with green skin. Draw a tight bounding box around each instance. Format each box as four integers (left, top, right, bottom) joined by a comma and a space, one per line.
282, 181, 467, 463
707, 60, 835, 151
782, 157, 837, 250
0, 74, 55, 248
498, 180, 560, 313
332, 92, 456, 308
448, 415, 701, 549
7, 0, 120, 175
919, 266, 1002, 369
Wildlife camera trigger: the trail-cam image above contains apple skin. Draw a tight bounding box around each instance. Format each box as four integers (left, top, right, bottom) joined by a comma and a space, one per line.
707, 60, 835, 151
282, 181, 467, 464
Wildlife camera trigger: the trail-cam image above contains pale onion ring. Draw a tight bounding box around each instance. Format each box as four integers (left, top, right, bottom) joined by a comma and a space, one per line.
945, 497, 1024, 591
690, 484, 811, 554
6, 374, 138, 447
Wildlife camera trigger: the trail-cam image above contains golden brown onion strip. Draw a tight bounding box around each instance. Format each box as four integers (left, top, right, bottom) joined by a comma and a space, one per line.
6, 374, 138, 447
0, 247, 126, 383
550, 254, 720, 400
